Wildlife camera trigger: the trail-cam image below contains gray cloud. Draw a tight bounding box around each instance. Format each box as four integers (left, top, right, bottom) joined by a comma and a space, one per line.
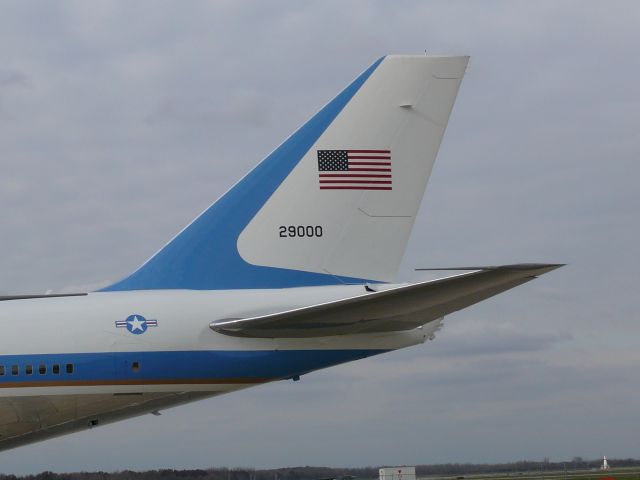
0, 0, 639, 474
0, 70, 30, 89
147, 89, 272, 127
425, 322, 572, 357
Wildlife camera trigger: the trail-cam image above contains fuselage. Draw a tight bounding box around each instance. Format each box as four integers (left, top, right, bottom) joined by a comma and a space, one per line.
0, 285, 432, 398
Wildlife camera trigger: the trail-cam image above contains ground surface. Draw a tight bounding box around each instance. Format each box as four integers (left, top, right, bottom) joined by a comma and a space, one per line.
421, 468, 640, 480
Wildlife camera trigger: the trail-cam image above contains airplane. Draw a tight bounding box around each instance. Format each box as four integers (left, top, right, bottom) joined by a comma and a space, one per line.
0, 54, 562, 451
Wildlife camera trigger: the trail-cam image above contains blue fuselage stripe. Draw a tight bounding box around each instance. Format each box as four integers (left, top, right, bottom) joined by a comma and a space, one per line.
0, 349, 388, 386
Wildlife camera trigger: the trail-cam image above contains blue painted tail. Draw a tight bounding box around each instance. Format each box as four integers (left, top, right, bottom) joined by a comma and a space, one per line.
102, 58, 384, 291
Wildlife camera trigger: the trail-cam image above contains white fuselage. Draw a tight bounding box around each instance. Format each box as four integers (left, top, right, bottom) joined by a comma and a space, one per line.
0, 285, 432, 398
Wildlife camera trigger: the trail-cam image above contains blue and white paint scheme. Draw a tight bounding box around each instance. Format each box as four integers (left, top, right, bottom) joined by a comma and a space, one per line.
0, 55, 562, 451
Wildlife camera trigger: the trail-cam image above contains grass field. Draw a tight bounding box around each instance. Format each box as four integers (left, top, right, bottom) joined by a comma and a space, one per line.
422, 467, 640, 480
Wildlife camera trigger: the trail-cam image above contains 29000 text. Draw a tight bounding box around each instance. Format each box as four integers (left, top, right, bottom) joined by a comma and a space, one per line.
279, 226, 323, 238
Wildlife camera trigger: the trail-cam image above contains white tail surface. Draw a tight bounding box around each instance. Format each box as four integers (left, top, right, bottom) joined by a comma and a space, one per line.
238, 55, 468, 283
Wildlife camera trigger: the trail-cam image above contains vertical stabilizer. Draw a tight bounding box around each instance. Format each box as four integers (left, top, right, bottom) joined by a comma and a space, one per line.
103, 55, 468, 291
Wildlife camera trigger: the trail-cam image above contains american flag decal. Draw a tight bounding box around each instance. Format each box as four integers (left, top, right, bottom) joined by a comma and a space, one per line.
317, 149, 392, 190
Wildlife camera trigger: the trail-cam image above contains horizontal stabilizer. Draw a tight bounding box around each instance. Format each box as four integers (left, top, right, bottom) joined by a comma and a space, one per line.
415, 264, 561, 271
210, 263, 563, 338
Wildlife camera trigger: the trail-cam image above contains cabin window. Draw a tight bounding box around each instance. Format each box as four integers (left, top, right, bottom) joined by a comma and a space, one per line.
25, 365, 33, 375
0, 365, 4, 376
66, 363, 74, 374
52, 364, 60, 375
131, 361, 140, 373
11, 365, 18, 376
39, 364, 46, 375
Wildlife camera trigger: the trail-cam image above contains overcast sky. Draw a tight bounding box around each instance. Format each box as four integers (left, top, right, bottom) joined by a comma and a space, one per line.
1, 0, 639, 475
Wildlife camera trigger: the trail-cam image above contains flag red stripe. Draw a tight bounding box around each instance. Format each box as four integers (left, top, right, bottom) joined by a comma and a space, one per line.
320, 186, 393, 190
347, 156, 391, 160
319, 174, 391, 178
348, 162, 391, 166
348, 168, 391, 172
346, 150, 390, 153
320, 180, 392, 184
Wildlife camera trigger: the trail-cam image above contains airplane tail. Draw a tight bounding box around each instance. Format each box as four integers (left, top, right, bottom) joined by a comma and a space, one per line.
102, 55, 469, 291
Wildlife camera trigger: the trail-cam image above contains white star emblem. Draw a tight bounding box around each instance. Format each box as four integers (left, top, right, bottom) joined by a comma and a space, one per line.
127, 315, 146, 332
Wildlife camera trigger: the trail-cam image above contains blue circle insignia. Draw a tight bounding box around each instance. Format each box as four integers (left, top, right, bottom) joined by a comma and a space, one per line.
115, 314, 158, 334
126, 314, 149, 335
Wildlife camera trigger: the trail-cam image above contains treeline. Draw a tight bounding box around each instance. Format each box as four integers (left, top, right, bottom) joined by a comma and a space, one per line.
415, 458, 640, 474
3, 459, 640, 480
